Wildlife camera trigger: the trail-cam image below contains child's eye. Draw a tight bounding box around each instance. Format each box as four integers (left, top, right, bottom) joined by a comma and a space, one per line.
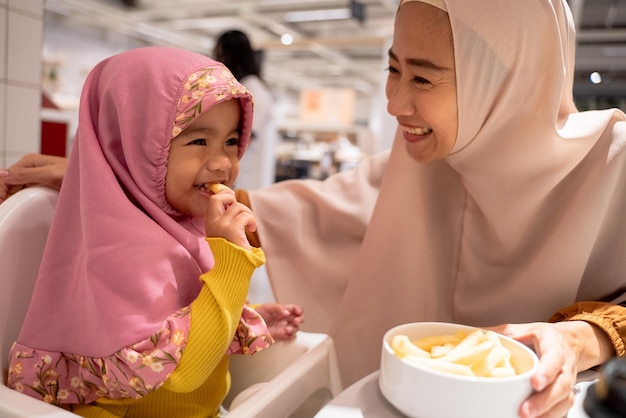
225, 137, 239, 146
188, 138, 206, 146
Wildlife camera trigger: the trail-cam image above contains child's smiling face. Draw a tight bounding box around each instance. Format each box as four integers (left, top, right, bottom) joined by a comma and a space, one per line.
165, 99, 241, 218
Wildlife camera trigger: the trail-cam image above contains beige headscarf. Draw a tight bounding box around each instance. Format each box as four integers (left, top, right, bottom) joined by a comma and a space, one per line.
250, 0, 626, 385
403, 0, 447, 11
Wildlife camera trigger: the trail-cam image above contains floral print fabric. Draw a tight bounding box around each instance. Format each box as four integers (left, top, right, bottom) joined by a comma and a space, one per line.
227, 306, 275, 355
8, 305, 272, 405
173, 65, 251, 158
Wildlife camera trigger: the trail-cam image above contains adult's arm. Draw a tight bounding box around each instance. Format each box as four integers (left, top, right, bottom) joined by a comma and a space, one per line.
243, 150, 389, 333
0, 154, 67, 203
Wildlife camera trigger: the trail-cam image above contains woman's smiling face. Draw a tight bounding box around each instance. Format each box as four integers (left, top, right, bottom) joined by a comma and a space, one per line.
386, 2, 458, 163
165, 99, 241, 218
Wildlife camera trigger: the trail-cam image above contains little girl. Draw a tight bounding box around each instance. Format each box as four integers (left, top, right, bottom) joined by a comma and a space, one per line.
7, 46, 302, 417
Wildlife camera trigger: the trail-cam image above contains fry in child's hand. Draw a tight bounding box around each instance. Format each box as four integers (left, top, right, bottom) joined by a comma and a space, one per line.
208, 183, 230, 193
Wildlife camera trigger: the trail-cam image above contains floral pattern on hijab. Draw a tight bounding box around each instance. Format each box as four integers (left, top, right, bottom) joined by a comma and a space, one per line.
173, 66, 251, 160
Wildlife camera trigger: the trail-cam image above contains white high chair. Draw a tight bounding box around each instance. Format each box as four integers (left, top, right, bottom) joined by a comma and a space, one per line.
0, 186, 74, 417
0, 186, 342, 418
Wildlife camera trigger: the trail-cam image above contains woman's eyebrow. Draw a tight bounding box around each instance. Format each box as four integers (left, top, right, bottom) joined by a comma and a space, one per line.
388, 48, 450, 72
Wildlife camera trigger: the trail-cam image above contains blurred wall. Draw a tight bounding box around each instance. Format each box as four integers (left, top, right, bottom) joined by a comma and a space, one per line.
0, 0, 44, 167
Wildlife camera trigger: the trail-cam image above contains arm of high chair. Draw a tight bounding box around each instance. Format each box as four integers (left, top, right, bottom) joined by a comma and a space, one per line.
225, 331, 343, 418
0, 385, 79, 418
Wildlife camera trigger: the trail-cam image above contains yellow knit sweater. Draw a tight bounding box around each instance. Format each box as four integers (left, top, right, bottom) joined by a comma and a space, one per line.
71, 237, 265, 418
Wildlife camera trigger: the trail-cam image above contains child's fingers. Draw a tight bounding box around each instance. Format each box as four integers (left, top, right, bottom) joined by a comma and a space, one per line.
233, 210, 257, 233
204, 201, 256, 250
210, 193, 237, 211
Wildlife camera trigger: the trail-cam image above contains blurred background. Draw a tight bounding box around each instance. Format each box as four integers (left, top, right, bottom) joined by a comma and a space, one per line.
2, 0, 626, 179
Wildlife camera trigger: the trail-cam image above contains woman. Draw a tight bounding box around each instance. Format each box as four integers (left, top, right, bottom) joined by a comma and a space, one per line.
247, 1, 626, 417
2, 1, 625, 417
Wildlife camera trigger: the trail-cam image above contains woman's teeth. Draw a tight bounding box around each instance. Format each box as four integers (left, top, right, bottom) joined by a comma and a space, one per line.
405, 127, 432, 135
195, 183, 208, 191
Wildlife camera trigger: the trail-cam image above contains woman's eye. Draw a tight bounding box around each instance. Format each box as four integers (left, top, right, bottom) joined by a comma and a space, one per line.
386, 65, 429, 85
188, 138, 206, 146
413, 76, 431, 85
385, 65, 399, 74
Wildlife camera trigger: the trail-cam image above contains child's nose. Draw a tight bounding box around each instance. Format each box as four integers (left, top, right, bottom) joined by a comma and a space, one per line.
204, 152, 231, 171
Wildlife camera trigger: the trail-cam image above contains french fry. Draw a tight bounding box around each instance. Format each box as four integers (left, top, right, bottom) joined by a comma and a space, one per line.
390, 329, 520, 378
403, 355, 474, 376
442, 340, 494, 366
208, 183, 230, 193
391, 335, 430, 358
413, 332, 465, 352
490, 365, 517, 377
443, 329, 483, 358
430, 343, 455, 358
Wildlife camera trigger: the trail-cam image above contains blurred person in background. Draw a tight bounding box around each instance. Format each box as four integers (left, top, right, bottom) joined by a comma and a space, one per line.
214, 30, 277, 191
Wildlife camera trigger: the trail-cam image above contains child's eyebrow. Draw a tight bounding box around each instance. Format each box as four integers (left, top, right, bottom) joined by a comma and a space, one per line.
180, 126, 221, 138
190, 127, 219, 135
184, 126, 241, 138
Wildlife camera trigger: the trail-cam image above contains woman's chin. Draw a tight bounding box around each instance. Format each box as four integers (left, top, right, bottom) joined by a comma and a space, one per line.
405, 143, 442, 163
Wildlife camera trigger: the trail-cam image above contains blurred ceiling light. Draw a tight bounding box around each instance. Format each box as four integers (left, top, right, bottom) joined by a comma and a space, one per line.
284, 9, 352, 23
590, 72, 602, 84
167, 17, 241, 31
280, 33, 294, 45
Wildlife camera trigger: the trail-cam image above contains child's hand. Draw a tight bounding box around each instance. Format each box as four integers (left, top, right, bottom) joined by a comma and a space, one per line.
204, 184, 256, 250
254, 303, 304, 341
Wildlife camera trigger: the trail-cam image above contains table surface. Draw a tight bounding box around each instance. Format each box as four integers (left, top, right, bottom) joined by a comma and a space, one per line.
314, 370, 598, 418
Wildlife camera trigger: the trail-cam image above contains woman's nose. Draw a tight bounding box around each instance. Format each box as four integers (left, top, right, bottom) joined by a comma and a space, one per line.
386, 81, 414, 117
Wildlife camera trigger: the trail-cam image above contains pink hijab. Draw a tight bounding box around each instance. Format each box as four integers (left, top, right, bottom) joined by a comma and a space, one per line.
18, 46, 254, 356
250, 0, 626, 385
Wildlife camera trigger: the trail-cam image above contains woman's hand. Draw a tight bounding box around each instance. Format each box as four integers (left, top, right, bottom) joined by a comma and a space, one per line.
490, 321, 613, 418
0, 154, 68, 203
204, 185, 256, 250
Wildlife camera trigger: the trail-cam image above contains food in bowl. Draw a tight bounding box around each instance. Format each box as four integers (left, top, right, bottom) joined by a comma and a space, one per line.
379, 322, 539, 418
391, 329, 518, 377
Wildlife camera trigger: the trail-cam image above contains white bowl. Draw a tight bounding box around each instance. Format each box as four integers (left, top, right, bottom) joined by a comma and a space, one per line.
379, 322, 539, 418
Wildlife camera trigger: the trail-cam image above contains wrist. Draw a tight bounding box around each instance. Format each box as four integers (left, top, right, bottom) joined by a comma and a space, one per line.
555, 320, 613, 372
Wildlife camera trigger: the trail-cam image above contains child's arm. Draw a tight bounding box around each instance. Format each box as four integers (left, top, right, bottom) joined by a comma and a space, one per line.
163, 239, 266, 393
165, 185, 268, 393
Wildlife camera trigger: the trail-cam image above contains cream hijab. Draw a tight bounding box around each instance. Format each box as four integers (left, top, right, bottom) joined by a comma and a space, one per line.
250, 0, 626, 385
